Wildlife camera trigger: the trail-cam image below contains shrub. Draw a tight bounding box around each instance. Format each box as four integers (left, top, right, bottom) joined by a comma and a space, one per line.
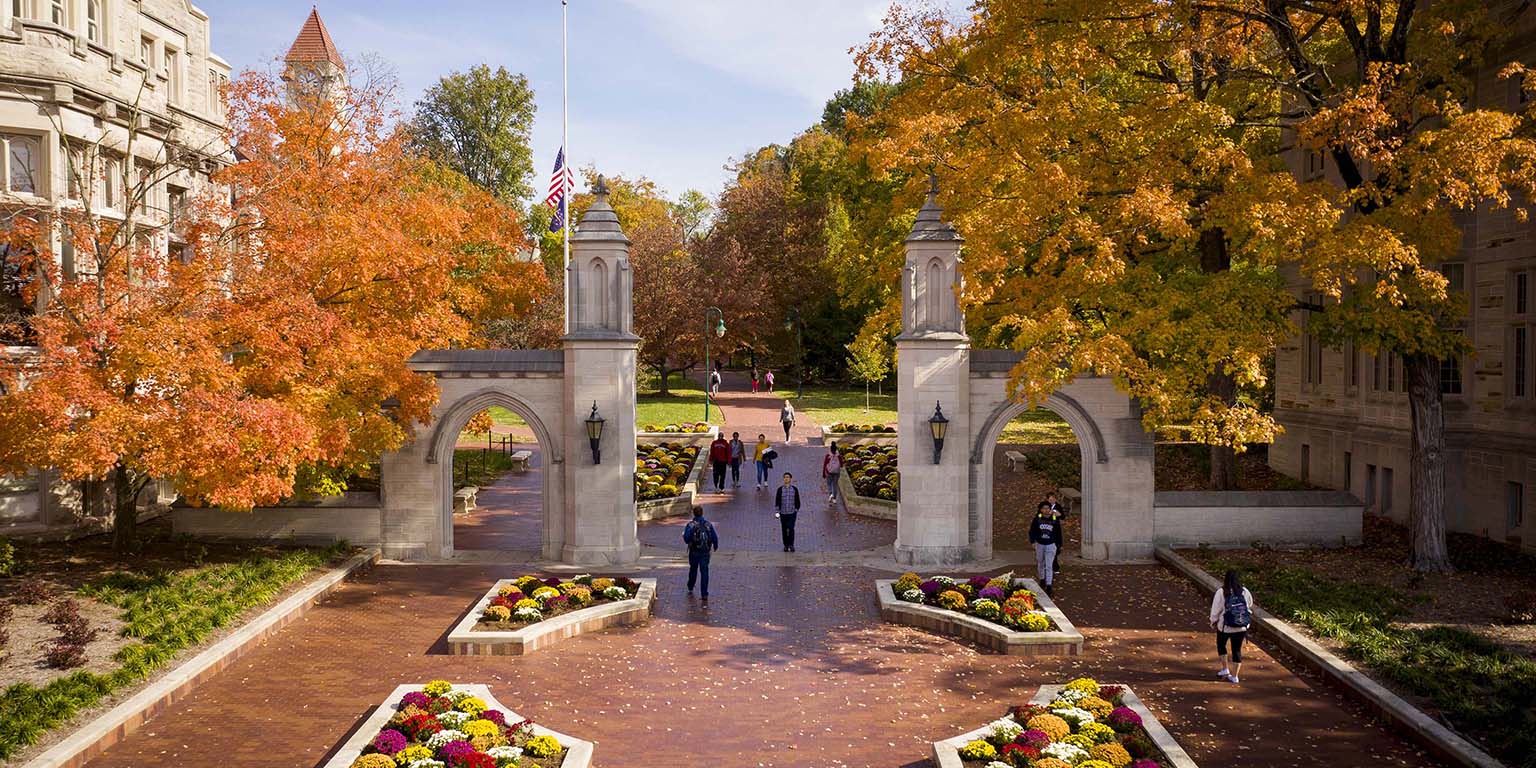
43, 638, 87, 669
1505, 591, 1536, 624
0, 537, 16, 576
14, 577, 50, 604
936, 590, 967, 611
42, 598, 81, 626
1020, 613, 1052, 632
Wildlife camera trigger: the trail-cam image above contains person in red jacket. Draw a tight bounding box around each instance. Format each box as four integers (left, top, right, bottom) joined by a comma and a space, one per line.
708, 434, 732, 493
822, 442, 843, 503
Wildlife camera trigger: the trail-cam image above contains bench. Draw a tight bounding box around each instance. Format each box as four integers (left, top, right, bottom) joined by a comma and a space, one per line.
509, 450, 533, 472
1005, 450, 1027, 472
453, 486, 478, 515
1057, 487, 1081, 513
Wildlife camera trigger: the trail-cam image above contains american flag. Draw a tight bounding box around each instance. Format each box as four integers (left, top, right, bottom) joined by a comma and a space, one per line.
545, 146, 574, 233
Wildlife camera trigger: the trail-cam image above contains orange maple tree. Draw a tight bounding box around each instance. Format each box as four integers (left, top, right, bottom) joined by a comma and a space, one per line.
0, 71, 543, 552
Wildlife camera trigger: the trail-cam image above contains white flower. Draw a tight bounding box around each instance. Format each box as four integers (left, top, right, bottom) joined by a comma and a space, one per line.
986, 717, 1023, 743
932, 575, 958, 586
486, 745, 523, 767
985, 763, 1012, 768
900, 588, 924, 603
1057, 687, 1090, 703
435, 710, 470, 727
573, 573, 591, 582
447, 690, 470, 705
513, 606, 542, 621
1042, 741, 1090, 763
602, 586, 629, 601
1050, 705, 1096, 728
425, 729, 466, 748
407, 760, 445, 768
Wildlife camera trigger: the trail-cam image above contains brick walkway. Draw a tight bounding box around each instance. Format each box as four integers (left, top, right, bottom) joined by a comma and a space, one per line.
81, 562, 1441, 768
452, 444, 543, 552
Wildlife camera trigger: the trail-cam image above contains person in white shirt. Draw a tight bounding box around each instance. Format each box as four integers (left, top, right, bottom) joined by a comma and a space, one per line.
1209, 569, 1255, 684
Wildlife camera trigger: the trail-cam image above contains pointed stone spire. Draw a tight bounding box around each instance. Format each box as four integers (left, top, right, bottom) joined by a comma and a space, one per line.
907, 172, 962, 242
286, 7, 344, 68
572, 175, 628, 243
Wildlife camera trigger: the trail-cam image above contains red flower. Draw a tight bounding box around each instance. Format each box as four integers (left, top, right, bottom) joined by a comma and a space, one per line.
454, 754, 496, 768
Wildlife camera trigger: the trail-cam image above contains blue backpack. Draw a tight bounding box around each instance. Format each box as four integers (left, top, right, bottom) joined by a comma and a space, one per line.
1222, 590, 1251, 629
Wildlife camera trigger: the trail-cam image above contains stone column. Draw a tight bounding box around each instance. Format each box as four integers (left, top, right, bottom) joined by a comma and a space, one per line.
895, 178, 974, 565
560, 178, 641, 565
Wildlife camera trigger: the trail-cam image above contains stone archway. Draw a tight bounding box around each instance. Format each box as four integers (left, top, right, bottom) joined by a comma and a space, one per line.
425, 386, 564, 559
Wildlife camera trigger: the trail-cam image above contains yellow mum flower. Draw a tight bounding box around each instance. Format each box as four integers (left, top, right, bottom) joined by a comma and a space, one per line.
422, 680, 453, 697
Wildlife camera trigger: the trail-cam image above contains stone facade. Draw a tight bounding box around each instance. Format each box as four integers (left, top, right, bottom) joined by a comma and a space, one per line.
1, 0, 229, 537
1269, 27, 1536, 552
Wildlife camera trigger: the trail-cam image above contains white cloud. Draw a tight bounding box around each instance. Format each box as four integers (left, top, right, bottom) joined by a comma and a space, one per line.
613, 0, 892, 106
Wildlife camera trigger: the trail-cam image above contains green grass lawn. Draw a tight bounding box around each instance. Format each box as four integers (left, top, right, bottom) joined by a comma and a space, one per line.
787, 385, 896, 427
998, 408, 1075, 444
451, 448, 518, 490
637, 373, 712, 428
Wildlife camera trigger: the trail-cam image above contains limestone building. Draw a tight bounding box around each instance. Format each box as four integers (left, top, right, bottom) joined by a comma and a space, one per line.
0, 0, 232, 536
1269, 28, 1536, 551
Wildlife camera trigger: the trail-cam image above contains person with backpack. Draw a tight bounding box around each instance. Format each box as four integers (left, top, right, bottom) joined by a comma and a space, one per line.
709, 365, 722, 399
753, 433, 771, 488
708, 434, 732, 493
779, 400, 795, 443
750, 368, 759, 393
1027, 501, 1063, 596
1209, 569, 1255, 684
729, 431, 745, 488
764, 369, 775, 392
822, 442, 843, 503
683, 506, 719, 602
774, 472, 801, 552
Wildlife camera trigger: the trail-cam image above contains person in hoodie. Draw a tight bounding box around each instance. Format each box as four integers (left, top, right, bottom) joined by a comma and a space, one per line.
708, 433, 731, 493
729, 431, 746, 488
774, 472, 802, 552
1027, 501, 1063, 596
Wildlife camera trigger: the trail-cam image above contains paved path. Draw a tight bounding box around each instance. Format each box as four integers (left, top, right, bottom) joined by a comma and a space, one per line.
452, 444, 543, 551
80, 562, 1442, 768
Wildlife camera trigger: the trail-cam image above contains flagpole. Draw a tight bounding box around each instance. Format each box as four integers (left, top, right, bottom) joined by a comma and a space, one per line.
561, 0, 570, 335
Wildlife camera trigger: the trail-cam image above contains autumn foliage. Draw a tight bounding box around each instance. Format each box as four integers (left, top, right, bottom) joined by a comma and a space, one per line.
0, 70, 543, 549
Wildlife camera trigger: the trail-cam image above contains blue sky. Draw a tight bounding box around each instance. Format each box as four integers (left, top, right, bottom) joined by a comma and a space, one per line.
196, 0, 902, 201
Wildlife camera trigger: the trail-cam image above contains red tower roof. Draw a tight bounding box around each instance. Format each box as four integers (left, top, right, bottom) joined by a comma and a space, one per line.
286, 7, 343, 67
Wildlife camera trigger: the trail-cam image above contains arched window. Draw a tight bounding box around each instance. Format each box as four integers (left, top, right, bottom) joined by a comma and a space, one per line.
2, 134, 40, 195
588, 258, 608, 329
86, 0, 102, 42
926, 257, 945, 329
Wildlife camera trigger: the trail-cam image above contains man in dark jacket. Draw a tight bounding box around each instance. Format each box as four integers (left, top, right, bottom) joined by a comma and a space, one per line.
684, 506, 719, 601
708, 435, 731, 493
1043, 491, 1067, 574
774, 472, 801, 552
1027, 501, 1063, 596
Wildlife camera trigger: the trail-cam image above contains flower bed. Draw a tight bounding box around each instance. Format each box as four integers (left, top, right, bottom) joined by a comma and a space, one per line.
876, 574, 1083, 655
447, 577, 657, 655
837, 443, 898, 501
827, 422, 895, 434
634, 442, 701, 502
638, 421, 712, 434
932, 678, 1198, 768
326, 682, 592, 768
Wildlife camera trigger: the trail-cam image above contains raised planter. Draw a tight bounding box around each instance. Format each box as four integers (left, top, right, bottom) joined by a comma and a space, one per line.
931, 683, 1197, 768
838, 471, 897, 520
321, 683, 593, 768
635, 447, 708, 522
636, 426, 718, 442
819, 425, 897, 446
876, 578, 1083, 655
446, 578, 657, 655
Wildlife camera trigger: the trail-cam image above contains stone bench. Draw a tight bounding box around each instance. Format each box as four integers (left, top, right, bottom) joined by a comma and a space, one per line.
1005, 450, 1026, 471
1058, 486, 1081, 511
453, 486, 478, 515
509, 450, 533, 472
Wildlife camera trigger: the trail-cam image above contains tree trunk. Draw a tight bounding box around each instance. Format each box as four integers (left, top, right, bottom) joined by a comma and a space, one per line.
1198, 227, 1239, 490
865, 381, 870, 413
656, 367, 671, 396
1405, 353, 1453, 573
111, 462, 141, 555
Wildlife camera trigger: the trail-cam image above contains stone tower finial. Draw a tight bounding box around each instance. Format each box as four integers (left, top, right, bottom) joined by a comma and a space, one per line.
908, 172, 961, 243
592, 175, 609, 197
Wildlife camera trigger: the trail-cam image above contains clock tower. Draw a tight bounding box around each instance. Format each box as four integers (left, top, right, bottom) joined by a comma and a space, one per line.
282, 7, 347, 107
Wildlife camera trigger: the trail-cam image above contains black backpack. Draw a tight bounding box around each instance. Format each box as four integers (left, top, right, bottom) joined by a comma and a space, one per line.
689, 521, 713, 552
1222, 590, 1252, 629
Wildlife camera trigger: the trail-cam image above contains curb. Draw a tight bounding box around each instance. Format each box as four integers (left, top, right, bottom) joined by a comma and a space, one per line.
1154, 547, 1506, 768
21, 548, 381, 768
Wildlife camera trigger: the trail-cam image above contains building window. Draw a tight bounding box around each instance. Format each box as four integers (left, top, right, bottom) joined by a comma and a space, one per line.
1514, 326, 1530, 399
86, 0, 101, 43
1366, 464, 1378, 508
1343, 451, 1352, 491
1300, 444, 1310, 483
1347, 343, 1359, 388
140, 36, 153, 68
1303, 149, 1325, 180
1511, 482, 1526, 532
3, 134, 41, 195
1440, 355, 1463, 395
168, 186, 186, 224
102, 155, 119, 208
165, 48, 181, 105
48, 0, 63, 25
1382, 467, 1394, 513
60, 229, 75, 280
1440, 262, 1465, 295
1516, 270, 1530, 316
1386, 353, 1397, 392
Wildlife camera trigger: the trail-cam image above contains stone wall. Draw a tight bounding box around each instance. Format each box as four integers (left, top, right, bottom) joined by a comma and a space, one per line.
1152, 490, 1363, 548
173, 503, 382, 547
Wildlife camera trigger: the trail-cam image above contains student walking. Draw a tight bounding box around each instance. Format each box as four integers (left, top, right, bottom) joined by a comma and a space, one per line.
708, 365, 722, 399
764, 369, 775, 392
822, 442, 843, 503
753, 433, 770, 488
774, 472, 801, 552
1028, 501, 1063, 597
750, 368, 759, 393
708, 434, 731, 493
684, 506, 719, 602
779, 400, 795, 442
1210, 570, 1255, 684
1043, 491, 1067, 574
729, 432, 745, 488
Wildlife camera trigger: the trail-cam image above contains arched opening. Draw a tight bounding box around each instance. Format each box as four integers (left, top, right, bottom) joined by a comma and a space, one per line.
925, 257, 944, 329
971, 393, 1107, 562
427, 389, 561, 558
588, 258, 608, 330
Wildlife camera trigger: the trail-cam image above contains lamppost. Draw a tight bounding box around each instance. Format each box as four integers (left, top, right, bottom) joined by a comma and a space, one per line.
783, 307, 804, 399
928, 401, 949, 465
585, 401, 605, 464
704, 306, 725, 422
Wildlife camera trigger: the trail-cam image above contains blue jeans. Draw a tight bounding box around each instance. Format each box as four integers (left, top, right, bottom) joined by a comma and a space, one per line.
756, 460, 769, 484
826, 472, 840, 498
687, 550, 711, 596
1035, 543, 1058, 587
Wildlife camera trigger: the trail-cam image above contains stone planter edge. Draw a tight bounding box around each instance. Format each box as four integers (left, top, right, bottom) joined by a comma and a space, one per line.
875, 578, 1083, 655
838, 470, 897, 520
446, 578, 658, 655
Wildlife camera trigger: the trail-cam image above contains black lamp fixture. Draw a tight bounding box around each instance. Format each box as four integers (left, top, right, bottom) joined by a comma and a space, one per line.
585, 401, 605, 464
928, 401, 949, 464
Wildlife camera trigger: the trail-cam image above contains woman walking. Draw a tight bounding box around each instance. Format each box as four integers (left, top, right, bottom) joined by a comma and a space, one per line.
753, 433, 770, 488
1210, 570, 1254, 684
822, 442, 842, 503
1027, 502, 1062, 597
764, 369, 775, 392
779, 400, 795, 443
750, 368, 759, 393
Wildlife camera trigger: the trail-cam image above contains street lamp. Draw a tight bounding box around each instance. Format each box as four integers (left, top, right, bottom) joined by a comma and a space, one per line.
783, 307, 803, 399
928, 401, 949, 465
704, 306, 725, 422
585, 401, 605, 464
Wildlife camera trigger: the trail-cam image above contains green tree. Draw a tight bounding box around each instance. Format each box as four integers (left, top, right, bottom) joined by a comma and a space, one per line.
410, 64, 537, 200
846, 326, 892, 412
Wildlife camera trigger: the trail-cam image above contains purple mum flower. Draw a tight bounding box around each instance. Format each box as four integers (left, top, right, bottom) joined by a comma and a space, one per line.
919, 580, 943, 595
371, 729, 407, 754
399, 691, 431, 710
1109, 707, 1143, 728
967, 575, 992, 589
482, 709, 507, 726
978, 586, 1006, 601
1131, 762, 1161, 768
1017, 729, 1051, 748
544, 577, 562, 587
436, 740, 476, 762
